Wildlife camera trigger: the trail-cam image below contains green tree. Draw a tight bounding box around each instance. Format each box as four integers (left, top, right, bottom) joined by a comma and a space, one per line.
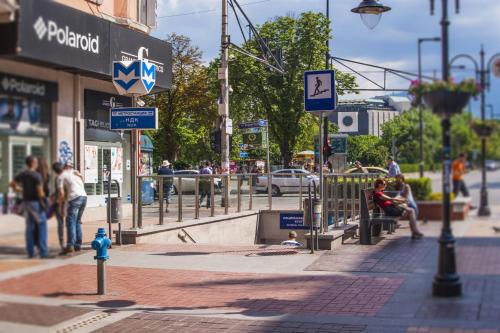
220, 12, 356, 166
381, 108, 441, 165
347, 135, 388, 167
145, 34, 218, 167
450, 112, 480, 159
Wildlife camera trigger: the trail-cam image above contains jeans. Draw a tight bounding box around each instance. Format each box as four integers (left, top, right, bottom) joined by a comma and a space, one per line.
24, 201, 48, 258
56, 209, 65, 250
66, 196, 87, 249
408, 199, 419, 218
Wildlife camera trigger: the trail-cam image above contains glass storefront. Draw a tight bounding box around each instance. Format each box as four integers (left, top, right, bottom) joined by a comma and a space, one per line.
83, 90, 131, 207
0, 73, 57, 202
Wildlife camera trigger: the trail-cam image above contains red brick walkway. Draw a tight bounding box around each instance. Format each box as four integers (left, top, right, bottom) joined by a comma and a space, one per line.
92, 313, 367, 333
0, 264, 402, 317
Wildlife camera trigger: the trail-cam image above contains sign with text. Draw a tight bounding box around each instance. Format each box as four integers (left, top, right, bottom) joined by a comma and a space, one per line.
238, 120, 268, 150
304, 70, 336, 112
330, 134, 348, 154
279, 212, 308, 230
110, 107, 158, 130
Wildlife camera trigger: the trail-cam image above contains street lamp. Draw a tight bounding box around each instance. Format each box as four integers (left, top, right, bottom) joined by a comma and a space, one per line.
418, 37, 441, 178
449, 46, 500, 217
351, 0, 391, 30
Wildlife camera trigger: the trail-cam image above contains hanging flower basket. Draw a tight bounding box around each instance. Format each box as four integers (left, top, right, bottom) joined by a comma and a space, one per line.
408, 78, 481, 116
471, 121, 496, 138
423, 90, 471, 116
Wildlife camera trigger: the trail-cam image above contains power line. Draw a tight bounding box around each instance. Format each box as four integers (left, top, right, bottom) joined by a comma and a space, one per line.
158, 0, 271, 19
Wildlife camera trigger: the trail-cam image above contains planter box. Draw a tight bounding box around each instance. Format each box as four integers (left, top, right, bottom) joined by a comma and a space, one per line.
417, 197, 472, 221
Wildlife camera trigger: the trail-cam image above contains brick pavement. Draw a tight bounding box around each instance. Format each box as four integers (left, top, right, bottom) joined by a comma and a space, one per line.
0, 264, 403, 317
0, 301, 91, 326
91, 313, 367, 333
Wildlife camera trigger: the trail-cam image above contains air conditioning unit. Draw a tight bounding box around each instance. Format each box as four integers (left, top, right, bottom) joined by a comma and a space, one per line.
0, 0, 17, 23
86, 0, 104, 5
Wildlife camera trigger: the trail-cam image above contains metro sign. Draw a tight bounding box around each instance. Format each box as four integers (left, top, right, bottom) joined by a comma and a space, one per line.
112, 58, 156, 96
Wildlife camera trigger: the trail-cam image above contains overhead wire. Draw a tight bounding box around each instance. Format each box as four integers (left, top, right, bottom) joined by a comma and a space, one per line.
158, 0, 271, 19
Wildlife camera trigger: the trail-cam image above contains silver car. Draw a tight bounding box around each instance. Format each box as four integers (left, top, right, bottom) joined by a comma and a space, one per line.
255, 169, 319, 196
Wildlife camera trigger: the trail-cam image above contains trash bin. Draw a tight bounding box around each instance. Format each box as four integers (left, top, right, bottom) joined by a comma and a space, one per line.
107, 180, 122, 224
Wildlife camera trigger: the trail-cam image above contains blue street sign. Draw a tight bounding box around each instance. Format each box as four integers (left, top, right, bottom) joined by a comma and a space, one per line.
238, 119, 268, 129
304, 70, 336, 112
110, 107, 158, 130
279, 212, 308, 230
239, 151, 249, 158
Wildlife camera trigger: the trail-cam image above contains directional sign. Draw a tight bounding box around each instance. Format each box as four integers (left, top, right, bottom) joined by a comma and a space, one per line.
304, 70, 336, 112
110, 107, 158, 130
238, 119, 268, 129
239, 151, 249, 158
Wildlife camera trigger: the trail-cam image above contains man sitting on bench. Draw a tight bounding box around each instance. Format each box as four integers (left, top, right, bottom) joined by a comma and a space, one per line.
373, 178, 424, 240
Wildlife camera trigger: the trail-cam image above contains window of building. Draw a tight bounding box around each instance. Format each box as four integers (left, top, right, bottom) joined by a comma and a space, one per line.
137, 0, 156, 28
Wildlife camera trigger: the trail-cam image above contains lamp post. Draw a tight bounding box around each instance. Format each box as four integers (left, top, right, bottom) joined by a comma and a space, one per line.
449, 46, 500, 217
351, 0, 392, 29
418, 37, 441, 178
429, 0, 461, 298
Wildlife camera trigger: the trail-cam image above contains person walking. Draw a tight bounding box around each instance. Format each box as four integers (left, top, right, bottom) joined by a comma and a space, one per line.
452, 153, 470, 197
9, 156, 50, 258
58, 161, 87, 255
158, 160, 174, 213
51, 162, 66, 250
199, 161, 213, 208
387, 156, 401, 178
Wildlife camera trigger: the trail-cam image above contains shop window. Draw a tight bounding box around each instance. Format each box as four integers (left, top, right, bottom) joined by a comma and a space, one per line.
84, 146, 119, 196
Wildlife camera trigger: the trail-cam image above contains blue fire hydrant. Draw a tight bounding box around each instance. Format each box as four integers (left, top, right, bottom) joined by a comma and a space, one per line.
92, 228, 111, 260
91, 228, 111, 295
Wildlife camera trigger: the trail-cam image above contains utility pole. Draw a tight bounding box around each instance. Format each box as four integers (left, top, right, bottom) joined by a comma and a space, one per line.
220, 0, 230, 173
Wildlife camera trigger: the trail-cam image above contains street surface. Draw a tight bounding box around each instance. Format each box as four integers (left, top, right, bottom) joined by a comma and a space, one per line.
0, 170, 499, 332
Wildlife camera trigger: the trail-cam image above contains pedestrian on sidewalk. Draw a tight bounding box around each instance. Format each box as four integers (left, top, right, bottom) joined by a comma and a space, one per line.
199, 161, 212, 208
387, 156, 401, 178
452, 153, 470, 197
373, 178, 423, 240
9, 156, 49, 258
281, 231, 303, 247
58, 161, 87, 255
158, 160, 174, 213
395, 174, 419, 218
51, 162, 66, 250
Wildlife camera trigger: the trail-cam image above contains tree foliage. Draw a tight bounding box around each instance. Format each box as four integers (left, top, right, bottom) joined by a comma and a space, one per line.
220, 12, 357, 166
145, 34, 218, 167
347, 135, 388, 167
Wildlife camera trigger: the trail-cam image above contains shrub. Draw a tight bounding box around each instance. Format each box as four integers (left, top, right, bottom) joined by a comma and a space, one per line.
406, 178, 432, 201
428, 192, 456, 201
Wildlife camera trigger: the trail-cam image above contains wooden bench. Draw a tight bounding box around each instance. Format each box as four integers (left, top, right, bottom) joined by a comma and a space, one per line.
359, 188, 399, 245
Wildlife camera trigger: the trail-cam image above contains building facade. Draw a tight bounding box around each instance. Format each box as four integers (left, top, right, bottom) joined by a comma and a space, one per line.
329, 95, 411, 137
0, 0, 171, 219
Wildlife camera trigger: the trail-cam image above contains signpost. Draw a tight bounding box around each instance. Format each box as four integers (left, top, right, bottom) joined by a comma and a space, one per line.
110, 107, 158, 130
239, 119, 271, 208
111, 50, 158, 231
304, 70, 336, 233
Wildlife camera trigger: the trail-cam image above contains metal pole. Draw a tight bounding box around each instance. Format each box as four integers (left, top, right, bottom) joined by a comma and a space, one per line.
107, 172, 112, 246
131, 99, 138, 229
266, 122, 272, 210
418, 39, 424, 178
433, 0, 461, 298
220, 0, 230, 174
319, 112, 324, 231
478, 45, 491, 216
97, 259, 106, 295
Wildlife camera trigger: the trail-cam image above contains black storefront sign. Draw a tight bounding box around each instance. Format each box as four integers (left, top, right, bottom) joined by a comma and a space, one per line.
0, 72, 58, 102
0, 0, 172, 90
110, 25, 172, 90
84, 90, 131, 142
17, 0, 110, 75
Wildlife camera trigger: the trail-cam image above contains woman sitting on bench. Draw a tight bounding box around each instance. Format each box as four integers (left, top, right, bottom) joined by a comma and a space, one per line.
373, 178, 423, 240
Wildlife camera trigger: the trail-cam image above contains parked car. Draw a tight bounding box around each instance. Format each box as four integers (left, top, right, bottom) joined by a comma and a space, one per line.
172, 170, 222, 194
485, 160, 500, 171
255, 169, 319, 196
345, 166, 388, 175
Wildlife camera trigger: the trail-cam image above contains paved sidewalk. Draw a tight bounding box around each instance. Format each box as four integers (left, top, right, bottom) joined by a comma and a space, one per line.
0, 201, 499, 332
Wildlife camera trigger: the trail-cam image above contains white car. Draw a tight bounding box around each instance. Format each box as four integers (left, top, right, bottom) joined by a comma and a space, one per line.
255, 169, 319, 196
172, 170, 222, 194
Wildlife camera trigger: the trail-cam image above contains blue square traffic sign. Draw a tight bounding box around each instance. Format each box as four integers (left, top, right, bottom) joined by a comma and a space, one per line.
304, 70, 336, 112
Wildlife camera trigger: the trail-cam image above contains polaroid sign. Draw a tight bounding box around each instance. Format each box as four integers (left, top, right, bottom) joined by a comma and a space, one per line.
33, 16, 100, 54
113, 48, 156, 96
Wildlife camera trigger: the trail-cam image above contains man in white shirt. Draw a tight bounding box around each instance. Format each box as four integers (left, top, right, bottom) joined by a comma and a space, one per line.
58, 161, 87, 254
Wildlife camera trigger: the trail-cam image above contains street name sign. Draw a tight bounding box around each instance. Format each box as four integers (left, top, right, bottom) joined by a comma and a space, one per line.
110, 107, 158, 130
304, 70, 336, 112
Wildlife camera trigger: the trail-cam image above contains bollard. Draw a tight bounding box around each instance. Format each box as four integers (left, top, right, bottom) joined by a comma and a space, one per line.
91, 228, 111, 295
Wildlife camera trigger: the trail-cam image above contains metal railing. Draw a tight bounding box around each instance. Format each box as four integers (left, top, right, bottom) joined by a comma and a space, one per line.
137, 172, 380, 229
